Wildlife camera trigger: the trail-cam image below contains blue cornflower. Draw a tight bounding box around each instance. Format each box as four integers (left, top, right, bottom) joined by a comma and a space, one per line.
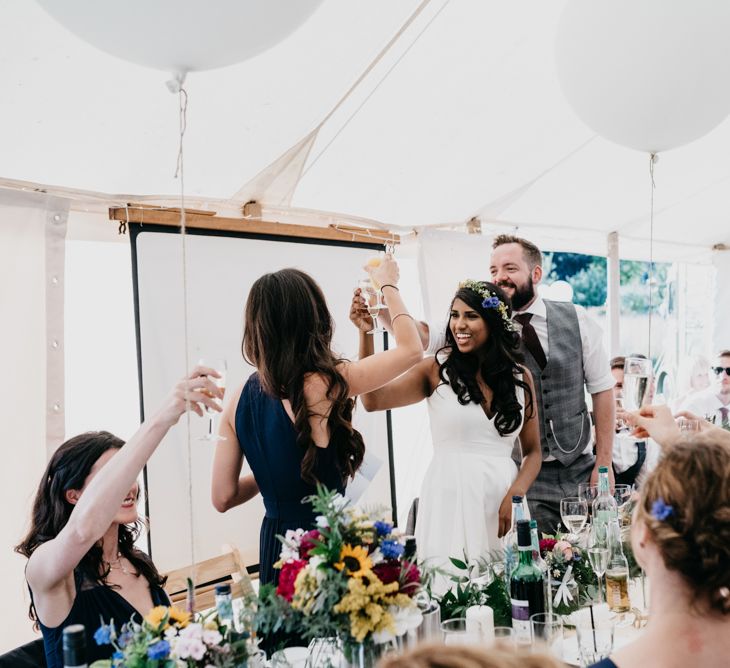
94, 622, 115, 646
112, 650, 124, 664
651, 498, 674, 521
482, 296, 500, 309
147, 640, 171, 661
380, 539, 405, 559
374, 521, 393, 537
117, 630, 133, 649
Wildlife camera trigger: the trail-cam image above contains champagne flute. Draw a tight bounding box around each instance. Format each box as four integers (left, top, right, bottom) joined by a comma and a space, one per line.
560, 497, 588, 539
357, 279, 385, 335
588, 526, 610, 605
622, 357, 652, 411
197, 357, 226, 442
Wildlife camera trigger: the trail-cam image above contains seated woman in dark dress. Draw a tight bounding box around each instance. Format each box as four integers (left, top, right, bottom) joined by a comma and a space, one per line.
211, 257, 422, 584
15, 367, 223, 668
590, 405, 730, 668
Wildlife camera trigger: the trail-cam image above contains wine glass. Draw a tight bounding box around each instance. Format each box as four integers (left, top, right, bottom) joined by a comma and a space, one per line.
357, 279, 385, 335
197, 357, 226, 442
578, 482, 599, 521
622, 357, 652, 411
560, 497, 588, 539
613, 484, 632, 526
588, 526, 610, 604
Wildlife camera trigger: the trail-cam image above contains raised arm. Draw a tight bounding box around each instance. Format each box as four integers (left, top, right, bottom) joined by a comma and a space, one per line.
340, 255, 423, 397
497, 368, 542, 537
26, 368, 223, 608
211, 381, 260, 513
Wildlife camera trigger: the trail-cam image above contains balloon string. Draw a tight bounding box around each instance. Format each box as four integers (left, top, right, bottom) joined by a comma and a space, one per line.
648, 153, 657, 360
174, 83, 196, 588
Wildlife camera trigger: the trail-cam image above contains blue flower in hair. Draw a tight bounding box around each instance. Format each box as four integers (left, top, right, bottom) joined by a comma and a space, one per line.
482, 296, 500, 309
651, 498, 674, 521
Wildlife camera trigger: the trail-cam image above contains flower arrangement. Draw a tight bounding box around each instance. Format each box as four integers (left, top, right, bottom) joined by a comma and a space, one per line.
458, 279, 516, 331
90, 605, 250, 667
254, 487, 426, 661
540, 535, 596, 615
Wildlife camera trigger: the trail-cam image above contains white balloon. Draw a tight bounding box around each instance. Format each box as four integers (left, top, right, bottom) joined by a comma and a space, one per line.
36, 0, 323, 74
549, 280, 574, 303
555, 0, 730, 153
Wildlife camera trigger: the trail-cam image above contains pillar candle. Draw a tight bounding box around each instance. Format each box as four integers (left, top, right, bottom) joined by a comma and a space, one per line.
465, 605, 495, 643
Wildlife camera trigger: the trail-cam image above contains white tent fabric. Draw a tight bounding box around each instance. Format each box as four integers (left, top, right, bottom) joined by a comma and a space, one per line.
1, 0, 729, 262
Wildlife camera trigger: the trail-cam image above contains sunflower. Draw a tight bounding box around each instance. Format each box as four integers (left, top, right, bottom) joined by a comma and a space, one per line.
168, 606, 191, 628
145, 605, 169, 630
335, 544, 373, 577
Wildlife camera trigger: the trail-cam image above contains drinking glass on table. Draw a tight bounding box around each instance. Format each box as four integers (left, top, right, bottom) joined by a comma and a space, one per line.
575, 617, 614, 667
614, 484, 633, 526
492, 626, 515, 650
622, 357, 652, 411
197, 357, 226, 442
560, 496, 588, 539
588, 526, 610, 605
357, 279, 386, 335
578, 483, 599, 521
441, 618, 478, 646
530, 613, 563, 659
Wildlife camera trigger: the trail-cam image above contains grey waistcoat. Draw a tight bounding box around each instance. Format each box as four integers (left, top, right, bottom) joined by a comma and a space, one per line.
514, 300, 591, 466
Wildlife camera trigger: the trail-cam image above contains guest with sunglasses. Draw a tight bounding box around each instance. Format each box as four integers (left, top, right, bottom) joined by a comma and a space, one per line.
681, 349, 730, 430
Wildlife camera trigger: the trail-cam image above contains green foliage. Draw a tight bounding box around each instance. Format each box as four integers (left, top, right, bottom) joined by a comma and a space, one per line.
438, 558, 511, 627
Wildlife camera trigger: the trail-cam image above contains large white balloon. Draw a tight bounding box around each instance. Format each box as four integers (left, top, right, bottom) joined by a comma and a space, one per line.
555, 0, 730, 153
36, 0, 323, 74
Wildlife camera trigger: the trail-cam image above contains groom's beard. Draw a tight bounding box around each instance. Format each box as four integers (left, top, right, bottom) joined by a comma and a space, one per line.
500, 277, 535, 311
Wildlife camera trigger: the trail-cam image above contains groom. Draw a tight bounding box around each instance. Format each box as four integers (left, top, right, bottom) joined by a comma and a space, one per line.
415, 234, 615, 532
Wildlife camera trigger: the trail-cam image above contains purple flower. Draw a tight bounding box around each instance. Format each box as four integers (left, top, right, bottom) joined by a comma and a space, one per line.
482, 296, 500, 309
651, 498, 674, 521
94, 622, 115, 646
147, 640, 171, 660
381, 539, 405, 559
374, 521, 393, 537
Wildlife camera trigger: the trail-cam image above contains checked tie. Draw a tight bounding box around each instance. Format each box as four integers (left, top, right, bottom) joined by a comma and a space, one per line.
721, 406, 729, 429
514, 312, 547, 370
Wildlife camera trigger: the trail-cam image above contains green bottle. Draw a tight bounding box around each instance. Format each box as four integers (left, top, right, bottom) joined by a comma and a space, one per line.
510, 519, 545, 645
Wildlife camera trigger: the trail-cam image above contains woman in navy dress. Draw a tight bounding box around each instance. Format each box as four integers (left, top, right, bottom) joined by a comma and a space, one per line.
211, 258, 422, 584
16, 368, 223, 668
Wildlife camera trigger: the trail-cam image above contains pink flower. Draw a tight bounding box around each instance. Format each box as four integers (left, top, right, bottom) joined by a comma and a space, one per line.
276, 559, 307, 602
553, 540, 573, 561
539, 538, 557, 556
299, 530, 322, 559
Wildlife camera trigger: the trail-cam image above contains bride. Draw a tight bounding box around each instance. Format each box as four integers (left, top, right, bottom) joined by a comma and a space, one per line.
351, 280, 541, 587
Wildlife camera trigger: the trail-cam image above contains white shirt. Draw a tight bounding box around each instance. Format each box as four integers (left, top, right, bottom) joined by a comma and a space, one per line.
427, 296, 615, 395
683, 388, 730, 425
613, 432, 661, 477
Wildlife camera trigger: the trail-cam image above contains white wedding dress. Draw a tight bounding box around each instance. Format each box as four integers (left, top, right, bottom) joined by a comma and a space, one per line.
416, 374, 524, 593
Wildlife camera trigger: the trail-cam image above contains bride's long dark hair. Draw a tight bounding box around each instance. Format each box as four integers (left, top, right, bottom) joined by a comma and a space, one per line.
242, 268, 365, 485
15, 431, 166, 626
438, 281, 534, 435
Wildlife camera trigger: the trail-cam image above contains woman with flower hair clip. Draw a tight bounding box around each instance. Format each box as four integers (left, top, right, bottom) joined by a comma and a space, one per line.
351, 280, 541, 589
587, 406, 730, 668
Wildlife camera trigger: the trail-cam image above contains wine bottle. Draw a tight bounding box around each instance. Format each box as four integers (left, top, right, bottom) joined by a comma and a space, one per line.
510, 520, 545, 646
591, 466, 617, 546
503, 495, 525, 581
605, 518, 631, 613
63, 624, 87, 668
404, 536, 417, 561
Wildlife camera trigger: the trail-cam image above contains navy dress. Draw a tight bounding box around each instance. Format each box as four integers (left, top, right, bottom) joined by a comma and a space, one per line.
35, 570, 169, 668
235, 373, 345, 585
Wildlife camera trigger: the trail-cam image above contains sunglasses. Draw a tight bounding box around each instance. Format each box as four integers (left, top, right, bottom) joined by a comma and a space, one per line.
712, 366, 730, 376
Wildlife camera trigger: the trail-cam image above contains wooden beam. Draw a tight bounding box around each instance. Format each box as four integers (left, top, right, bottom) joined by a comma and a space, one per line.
109, 204, 400, 246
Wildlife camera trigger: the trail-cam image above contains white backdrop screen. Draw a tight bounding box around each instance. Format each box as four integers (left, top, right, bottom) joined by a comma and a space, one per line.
131, 225, 394, 572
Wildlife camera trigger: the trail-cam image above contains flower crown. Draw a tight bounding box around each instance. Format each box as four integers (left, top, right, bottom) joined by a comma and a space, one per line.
458, 279, 516, 331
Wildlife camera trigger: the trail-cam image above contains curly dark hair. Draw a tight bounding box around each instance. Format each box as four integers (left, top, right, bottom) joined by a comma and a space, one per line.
15, 431, 166, 627
437, 281, 534, 436
242, 268, 365, 485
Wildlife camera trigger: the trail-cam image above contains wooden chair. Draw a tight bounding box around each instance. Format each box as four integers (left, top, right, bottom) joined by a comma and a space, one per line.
163, 547, 257, 613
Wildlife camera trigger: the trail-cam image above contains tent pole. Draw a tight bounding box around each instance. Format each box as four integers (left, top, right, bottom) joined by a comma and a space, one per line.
607, 231, 620, 357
